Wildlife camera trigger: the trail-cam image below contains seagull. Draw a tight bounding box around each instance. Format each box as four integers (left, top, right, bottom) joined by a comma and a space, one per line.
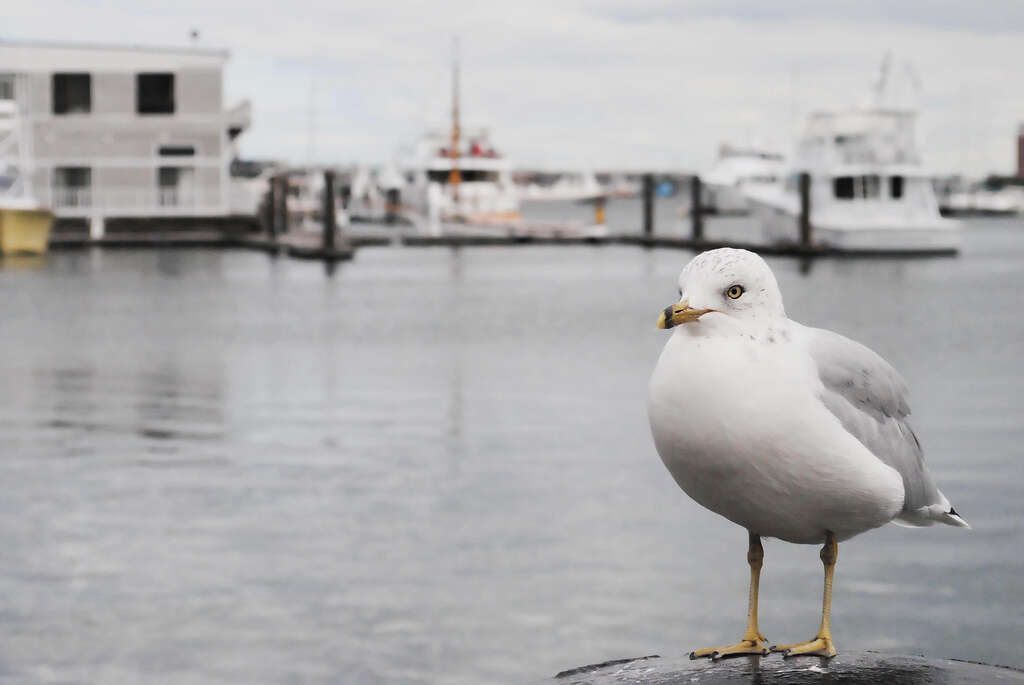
647, 248, 968, 660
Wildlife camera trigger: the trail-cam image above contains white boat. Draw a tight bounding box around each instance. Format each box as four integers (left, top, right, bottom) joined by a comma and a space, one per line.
746, 61, 960, 252
400, 40, 607, 239
402, 126, 521, 226
701, 144, 784, 215
517, 170, 605, 202
0, 99, 52, 254
937, 179, 1023, 216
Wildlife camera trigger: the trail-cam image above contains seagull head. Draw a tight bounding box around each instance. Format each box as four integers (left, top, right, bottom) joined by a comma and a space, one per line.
656, 248, 786, 329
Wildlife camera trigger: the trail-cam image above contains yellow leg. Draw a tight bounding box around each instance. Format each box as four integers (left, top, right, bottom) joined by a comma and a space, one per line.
690, 532, 770, 660
771, 531, 838, 659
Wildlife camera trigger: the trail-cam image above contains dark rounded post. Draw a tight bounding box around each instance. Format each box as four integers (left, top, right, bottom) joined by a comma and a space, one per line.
267, 177, 279, 239
643, 174, 655, 238
690, 175, 704, 242
340, 185, 351, 210
322, 170, 336, 251
798, 171, 812, 247
385, 188, 401, 224
259, 187, 273, 235
275, 174, 289, 238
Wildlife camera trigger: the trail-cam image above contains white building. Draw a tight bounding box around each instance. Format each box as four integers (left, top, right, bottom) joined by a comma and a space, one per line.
0, 39, 250, 235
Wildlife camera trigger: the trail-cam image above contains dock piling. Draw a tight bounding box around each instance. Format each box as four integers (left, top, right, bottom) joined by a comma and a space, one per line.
690, 175, 704, 242
323, 170, 336, 251
642, 174, 654, 239
798, 172, 812, 247
259, 188, 273, 236
274, 175, 289, 238
385, 188, 401, 224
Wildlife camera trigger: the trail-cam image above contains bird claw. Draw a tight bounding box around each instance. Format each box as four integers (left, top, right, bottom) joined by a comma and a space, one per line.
770, 636, 836, 658
690, 638, 770, 660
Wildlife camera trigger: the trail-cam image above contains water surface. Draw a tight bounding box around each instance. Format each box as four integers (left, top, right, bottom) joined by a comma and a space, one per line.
1, 216, 1021, 683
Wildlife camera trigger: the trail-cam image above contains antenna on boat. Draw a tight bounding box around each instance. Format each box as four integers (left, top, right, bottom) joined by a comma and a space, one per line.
873, 52, 892, 107
449, 36, 462, 206
306, 77, 316, 167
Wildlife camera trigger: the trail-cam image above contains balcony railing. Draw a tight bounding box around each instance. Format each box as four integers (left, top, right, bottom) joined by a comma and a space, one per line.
51, 186, 224, 215
52, 187, 92, 208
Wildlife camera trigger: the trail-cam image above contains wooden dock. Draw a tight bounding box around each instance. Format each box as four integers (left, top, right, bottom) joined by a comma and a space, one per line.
36, 170, 959, 263
48, 228, 356, 261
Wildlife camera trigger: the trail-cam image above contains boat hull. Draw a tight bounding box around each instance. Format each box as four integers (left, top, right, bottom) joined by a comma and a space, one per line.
702, 183, 751, 215
750, 197, 961, 253
0, 207, 54, 255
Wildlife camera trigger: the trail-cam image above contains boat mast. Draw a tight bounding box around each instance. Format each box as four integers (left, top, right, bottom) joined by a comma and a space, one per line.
872, 52, 892, 107
449, 36, 461, 206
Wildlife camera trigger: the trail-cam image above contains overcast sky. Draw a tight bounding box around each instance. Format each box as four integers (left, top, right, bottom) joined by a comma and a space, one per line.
6, 1, 1024, 175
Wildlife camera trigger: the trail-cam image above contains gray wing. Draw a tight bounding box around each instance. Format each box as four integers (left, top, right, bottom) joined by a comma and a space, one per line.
805, 326, 942, 515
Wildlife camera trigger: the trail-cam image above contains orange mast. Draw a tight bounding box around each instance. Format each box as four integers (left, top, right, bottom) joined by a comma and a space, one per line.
448, 37, 461, 206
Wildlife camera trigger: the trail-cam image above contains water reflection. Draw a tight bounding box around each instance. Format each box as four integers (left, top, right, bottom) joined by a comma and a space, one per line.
0, 222, 1020, 684
0, 254, 49, 271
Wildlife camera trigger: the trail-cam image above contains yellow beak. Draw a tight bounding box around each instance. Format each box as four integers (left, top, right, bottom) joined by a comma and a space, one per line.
656, 299, 714, 329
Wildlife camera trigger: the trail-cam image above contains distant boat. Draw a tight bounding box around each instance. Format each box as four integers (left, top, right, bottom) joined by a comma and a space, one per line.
746, 58, 960, 252
402, 126, 521, 225
0, 99, 52, 255
935, 177, 1023, 217
517, 170, 605, 202
700, 143, 785, 215
0, 199, 53, 255
399, 39, 606, 239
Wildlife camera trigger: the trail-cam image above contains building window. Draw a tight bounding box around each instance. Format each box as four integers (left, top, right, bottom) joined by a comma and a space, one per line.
137, 73, 175, 114
158, 145, 195, 157
158, 166, 195, 206
833, 176, 854, 200
890, 176, 904, 199
52, 73, 91, 114
53, 166, 92, 207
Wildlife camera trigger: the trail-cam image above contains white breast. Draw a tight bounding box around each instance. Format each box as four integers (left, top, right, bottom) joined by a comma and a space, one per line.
647, 323, 903, 544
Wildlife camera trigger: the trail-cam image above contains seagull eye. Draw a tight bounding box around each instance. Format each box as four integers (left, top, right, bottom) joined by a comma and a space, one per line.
726, 285, 745, 300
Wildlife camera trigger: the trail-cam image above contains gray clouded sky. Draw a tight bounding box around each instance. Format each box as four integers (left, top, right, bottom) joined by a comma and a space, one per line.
6, 1, 1024, 175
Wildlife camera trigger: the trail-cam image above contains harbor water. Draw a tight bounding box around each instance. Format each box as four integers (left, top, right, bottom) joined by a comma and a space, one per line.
1, 212, 1022, 684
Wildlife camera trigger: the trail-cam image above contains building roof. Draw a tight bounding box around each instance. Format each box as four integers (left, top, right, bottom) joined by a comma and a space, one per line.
0, 38, 229, 72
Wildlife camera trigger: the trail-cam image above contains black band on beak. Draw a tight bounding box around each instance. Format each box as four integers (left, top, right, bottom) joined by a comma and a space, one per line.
662, 305, 677, 329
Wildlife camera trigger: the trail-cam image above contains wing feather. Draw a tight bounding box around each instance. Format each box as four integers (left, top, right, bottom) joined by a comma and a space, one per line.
804, 326, 943, 517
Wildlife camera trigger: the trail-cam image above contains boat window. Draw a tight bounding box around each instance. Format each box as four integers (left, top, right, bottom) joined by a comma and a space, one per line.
864, 175, 880, 198
890, 176, 904, 199
834, 176, 855, 199
461, 170, 498, 182
53, 73, 91, 114
426, 170, 497, 183
0, 74, 14, 101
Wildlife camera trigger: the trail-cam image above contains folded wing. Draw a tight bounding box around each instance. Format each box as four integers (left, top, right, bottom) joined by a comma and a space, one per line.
805, 326, 966, 527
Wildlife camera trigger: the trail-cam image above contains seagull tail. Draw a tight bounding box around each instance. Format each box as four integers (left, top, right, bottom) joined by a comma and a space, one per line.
938, 506, 971, 529
894, 501, 971, 529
